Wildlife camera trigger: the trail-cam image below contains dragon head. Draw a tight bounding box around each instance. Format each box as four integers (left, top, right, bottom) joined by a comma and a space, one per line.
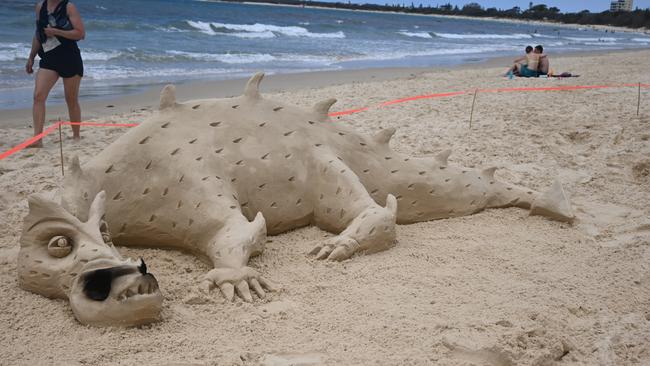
17, 191, 163, 326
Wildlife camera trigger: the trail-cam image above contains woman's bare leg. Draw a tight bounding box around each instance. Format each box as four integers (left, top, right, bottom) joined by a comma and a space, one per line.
31, 68, 59, 147
63, 75, 82, 139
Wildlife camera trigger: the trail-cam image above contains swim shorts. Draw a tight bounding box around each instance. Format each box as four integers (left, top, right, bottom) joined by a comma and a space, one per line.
39, 42, 84, 78
519, 65, 538, 78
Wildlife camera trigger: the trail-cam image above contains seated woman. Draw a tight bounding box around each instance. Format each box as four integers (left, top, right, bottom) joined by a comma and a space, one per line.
505, 46, 533, 77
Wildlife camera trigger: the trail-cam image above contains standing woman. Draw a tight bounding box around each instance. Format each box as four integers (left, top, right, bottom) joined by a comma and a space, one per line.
26, 0, 85, 147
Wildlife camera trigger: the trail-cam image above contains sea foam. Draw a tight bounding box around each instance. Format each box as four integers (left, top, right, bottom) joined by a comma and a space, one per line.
166, 50, 276, 64
186, 20, 345, 39
433, 33, 533, 39
398, 31, 433, 39
564, 36, 617, 42
0, 42, 31, 62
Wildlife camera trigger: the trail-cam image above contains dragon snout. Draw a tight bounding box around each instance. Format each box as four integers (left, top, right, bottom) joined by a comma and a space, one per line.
70, 258, 163, 326
82, 259, 158, 302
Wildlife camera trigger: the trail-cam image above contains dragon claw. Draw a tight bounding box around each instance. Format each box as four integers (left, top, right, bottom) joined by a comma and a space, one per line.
309, 236, 359, 262
201, 266, 275, 302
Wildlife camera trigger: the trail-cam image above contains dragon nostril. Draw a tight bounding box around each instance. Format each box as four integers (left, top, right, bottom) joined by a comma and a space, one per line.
83, 268, 113, 301
138, 258, 147, 275
82, 262, 149, 301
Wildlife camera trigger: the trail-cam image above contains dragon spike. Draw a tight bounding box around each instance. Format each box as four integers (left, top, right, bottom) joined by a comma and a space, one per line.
481, 167, 497, 180
159, 84, 176, 110
26, 193, 79, 228
530, 178, 575, 223
435, 149, 452, 166
373, 127, 396, 145
252, 211, 266, 229
87, 191, 107, 226
313, 98, 337, 120
385, 194, 398, 216
244, 72, 265, 99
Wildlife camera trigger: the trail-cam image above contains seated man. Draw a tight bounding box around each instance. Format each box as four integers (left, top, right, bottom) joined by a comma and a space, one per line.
535, 45, 549, 76
506, 45, 533, 76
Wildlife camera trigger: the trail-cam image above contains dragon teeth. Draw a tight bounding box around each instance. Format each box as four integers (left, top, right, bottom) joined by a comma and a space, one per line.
117, 280, 155, 301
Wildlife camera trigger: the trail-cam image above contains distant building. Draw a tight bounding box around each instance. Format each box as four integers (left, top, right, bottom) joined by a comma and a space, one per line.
610, 0, 633, 12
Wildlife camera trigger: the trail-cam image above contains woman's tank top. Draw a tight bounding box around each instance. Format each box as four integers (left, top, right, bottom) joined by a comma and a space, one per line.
36, 0, 77, 56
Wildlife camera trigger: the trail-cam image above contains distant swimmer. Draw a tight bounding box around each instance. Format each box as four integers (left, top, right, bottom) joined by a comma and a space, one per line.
26, 0, 85, 147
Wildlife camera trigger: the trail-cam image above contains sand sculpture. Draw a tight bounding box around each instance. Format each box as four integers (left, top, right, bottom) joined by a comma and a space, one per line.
18, 73, 573, 326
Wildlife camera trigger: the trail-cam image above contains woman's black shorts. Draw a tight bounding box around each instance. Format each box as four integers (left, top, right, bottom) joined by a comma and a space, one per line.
39, 43, 84, 78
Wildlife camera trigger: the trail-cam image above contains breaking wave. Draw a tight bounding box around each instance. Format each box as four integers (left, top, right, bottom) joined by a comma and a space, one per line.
84, 65, 245, 81
398, 31, 433, 39
186, 20, 345, 39
354, 44, 518, 62
0, 42, 123, 62
166, 50, 276, 63
81, 49, 123, 61
433, 32, 533, 39
564, 36, 617, 42
0, 42, 31, 62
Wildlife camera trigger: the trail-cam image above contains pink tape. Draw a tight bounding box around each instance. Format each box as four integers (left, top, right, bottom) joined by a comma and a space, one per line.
2, 82, 648, 160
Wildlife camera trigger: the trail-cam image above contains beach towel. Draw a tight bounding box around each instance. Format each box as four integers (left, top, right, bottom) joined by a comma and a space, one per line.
549, 72, 579, 78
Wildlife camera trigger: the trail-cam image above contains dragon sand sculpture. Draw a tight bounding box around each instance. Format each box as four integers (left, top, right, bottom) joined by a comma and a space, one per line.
18, 73, 573, 326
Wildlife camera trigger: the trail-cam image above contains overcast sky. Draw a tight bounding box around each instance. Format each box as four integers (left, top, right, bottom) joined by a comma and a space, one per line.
347, 1, 650, 12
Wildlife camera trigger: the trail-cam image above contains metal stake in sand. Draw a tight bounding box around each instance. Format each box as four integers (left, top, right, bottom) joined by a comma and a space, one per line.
637, 82, 642, 116
58, 122, 64, 176
469, 88, 478, 129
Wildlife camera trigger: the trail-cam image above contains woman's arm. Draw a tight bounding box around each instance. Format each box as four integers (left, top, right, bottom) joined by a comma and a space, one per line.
29, 33, 41, 60
44, 2, 85, 41
26, 34, 41, 74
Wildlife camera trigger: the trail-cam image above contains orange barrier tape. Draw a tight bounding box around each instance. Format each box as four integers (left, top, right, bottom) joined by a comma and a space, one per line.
326, 83, 650, 117
380, 91, 468, 107
0, 122, 63, 160
1, 82, 648, 161
0, 121, 138, 160
328, 107, 369, 117
62, 121, 139, 127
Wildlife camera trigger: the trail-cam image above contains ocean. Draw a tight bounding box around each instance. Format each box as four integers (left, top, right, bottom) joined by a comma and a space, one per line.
1, 0, 649, 110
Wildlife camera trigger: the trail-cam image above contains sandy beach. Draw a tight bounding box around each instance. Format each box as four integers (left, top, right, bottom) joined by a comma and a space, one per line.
1, 49, 649, 365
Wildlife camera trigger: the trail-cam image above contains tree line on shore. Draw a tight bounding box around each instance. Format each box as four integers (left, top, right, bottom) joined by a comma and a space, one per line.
220, 0, 650, 29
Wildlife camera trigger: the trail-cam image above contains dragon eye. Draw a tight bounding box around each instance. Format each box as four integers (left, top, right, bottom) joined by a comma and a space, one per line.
47, 236, 72, 258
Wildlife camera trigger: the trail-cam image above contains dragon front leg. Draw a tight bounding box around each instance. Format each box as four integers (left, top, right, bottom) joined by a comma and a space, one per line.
308, 153, 398, 261
199, 211, 276, 302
